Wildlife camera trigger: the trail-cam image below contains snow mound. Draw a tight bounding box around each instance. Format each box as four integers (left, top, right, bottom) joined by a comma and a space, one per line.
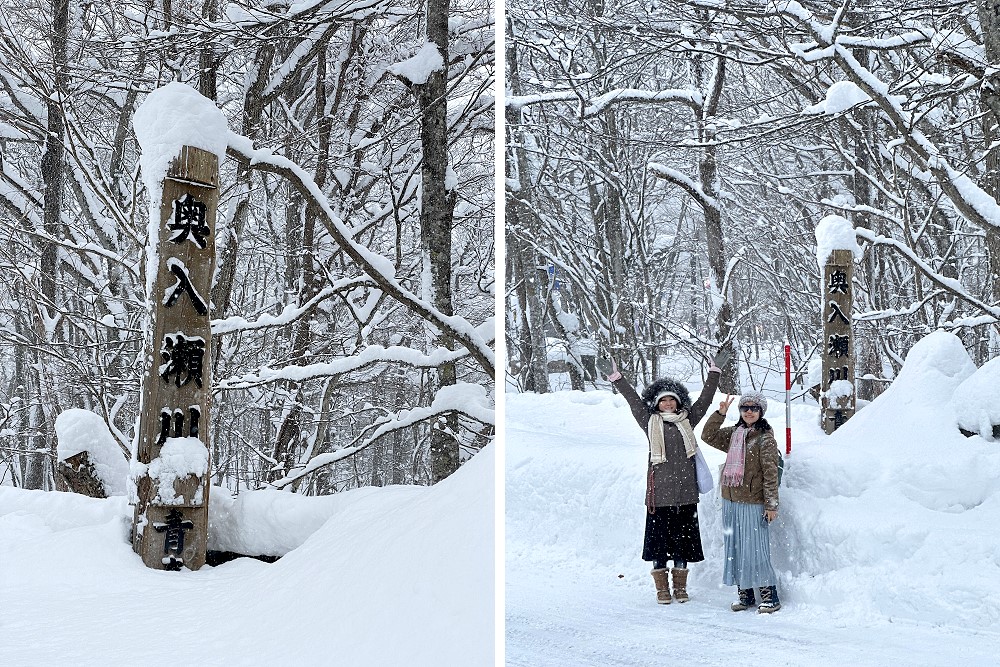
0, 446, 494, 665
209, 484, 420, 557
54, 409, 129, 496
260, 443, 494, 665
951, 354, 1000, 440
825, 329, 976, 451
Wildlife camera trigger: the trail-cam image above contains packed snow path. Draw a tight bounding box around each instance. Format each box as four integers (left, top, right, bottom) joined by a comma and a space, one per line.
506, 334, 1000, 666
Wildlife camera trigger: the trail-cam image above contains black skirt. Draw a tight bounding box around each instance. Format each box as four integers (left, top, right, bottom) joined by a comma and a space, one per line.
641, 503, 705, 563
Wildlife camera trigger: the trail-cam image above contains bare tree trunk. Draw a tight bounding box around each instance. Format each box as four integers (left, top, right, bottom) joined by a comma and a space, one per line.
979, 0, 1000, 360
507, 227, 550, 392
506, 19, 550, 394
272, 46, 330, 480
210, 42, 276, 343
417, 0, 460, 483
26, 0, 71, 490
693, 42, 738, 393
198, 0, 220, 100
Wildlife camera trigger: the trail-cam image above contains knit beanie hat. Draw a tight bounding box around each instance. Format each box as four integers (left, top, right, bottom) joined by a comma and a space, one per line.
653, 390, 681, 406
738, 390, 768, 416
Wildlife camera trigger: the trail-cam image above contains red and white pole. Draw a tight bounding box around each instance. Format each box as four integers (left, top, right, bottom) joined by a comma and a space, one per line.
784, 343, 792, 456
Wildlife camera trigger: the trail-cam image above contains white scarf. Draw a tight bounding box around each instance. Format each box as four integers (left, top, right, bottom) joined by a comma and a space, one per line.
647, 410, 697, 464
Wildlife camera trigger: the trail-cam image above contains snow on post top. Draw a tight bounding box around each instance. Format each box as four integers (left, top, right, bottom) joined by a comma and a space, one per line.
148, 436, 210, 505
815, 214, 862, 268
387, 42, 444, 85
132, 82, 229, 199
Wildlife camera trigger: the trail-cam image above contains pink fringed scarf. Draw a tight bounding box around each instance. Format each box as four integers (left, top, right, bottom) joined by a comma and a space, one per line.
721, 426, 748, 487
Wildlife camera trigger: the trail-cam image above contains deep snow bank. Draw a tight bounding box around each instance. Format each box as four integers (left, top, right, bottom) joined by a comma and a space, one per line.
0, 445, 494, 666
772, 331, 1000, 625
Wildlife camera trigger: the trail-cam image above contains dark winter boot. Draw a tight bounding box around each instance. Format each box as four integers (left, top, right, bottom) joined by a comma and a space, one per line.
670, 567, 689, 603
757, 585, 781, 613
651, 568, 671, 604
730, 587, 756, 611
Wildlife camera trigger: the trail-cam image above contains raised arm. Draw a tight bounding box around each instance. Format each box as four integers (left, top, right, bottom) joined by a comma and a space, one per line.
701, 405, 734, 453
612, 376, 651, 430
596, 357, 649, 431
687, 369, 721, 426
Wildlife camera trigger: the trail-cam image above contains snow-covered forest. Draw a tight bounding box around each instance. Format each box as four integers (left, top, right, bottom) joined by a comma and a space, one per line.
506, 0, 1000, 395
505, 3, 1000, 664
0, 0, 495, 492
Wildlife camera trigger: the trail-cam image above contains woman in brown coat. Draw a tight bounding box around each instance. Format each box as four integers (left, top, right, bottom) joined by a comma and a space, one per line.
701, 390, 782, 613
597, 355, 724, 604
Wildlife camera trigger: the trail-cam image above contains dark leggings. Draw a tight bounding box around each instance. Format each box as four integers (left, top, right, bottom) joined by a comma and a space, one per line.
654, 559, 687, 569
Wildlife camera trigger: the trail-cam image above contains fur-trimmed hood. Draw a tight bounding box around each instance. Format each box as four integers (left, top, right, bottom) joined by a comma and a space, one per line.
641, 378, 692, 413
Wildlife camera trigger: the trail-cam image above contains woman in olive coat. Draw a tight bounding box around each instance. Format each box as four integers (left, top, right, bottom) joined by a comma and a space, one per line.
701, 390, 782, 613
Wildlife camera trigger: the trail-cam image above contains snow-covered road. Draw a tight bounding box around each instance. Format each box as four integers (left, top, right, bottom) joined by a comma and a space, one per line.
506, 341, 1000, 667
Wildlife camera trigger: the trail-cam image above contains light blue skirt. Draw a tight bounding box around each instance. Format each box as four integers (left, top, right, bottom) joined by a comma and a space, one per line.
721, 498, 777, 588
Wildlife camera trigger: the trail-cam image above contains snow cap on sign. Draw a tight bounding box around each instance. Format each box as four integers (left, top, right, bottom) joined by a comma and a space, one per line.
132, 82, 229, 301
815, 214, 863, 268
132, 82, 229, 198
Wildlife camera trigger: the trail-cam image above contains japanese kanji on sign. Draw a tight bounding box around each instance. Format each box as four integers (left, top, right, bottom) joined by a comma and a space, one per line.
821, 252, 856, 434
132, 145, 218, 571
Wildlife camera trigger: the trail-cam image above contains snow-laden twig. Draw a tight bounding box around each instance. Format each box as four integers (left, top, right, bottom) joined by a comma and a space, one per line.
647, 162, 720, 213
506, 88, 702, 116
218, 342, 481, 389
211, 280, 371, 335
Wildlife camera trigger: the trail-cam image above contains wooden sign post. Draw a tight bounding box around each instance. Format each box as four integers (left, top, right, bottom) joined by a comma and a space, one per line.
821, 249, 855, 434
132, 146, 218, 570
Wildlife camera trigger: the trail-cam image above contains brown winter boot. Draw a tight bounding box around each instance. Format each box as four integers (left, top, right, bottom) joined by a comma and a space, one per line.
757, 585, 781, 614
650, 568, 671, 604
670, 567, 690, 603
731, 587, 756, 611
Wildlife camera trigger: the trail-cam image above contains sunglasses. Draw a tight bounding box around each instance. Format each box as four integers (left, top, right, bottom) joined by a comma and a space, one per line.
739, 405, 762, 414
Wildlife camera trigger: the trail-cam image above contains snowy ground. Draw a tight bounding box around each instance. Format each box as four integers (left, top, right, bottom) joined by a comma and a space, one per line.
0, 445, 494, 666
506, 332, 1000, 666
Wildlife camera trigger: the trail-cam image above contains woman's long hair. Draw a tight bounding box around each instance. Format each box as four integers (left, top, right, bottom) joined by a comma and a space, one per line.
735, 416, 773, 432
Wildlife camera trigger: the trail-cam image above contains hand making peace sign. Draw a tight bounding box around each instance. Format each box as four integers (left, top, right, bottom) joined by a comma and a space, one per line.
718, 394, 735, 415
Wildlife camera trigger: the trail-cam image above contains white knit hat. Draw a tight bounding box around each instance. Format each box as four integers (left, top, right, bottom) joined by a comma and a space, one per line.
653, 390, 681, 405
738, 390, 768, 416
